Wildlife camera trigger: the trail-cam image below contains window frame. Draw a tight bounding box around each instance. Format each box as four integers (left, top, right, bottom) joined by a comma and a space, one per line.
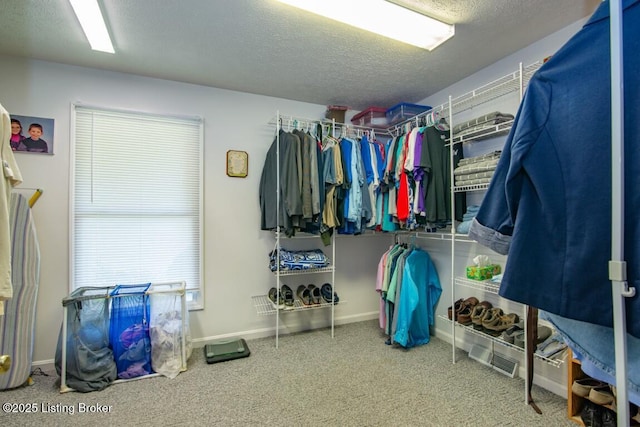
69, 104, 204, 310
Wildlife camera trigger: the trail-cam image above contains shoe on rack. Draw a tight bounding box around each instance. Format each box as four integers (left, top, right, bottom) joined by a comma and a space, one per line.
457, 305, 474, 325
601, 407, 616, 427
268, 287, 284, 309
297, 285, 312, 306
448, 298, 464, 320
451, 297, 479, 322
513, 331, 525, 348
484, 312, 520, 334
307, 284, 322, 304
589, 385, 615, 406
470, 301, 493, 330
571, 378, 608, 398
470, 305, 489, 330
481, 308, 504, 334
502, 322, 524, 343
580, 400, 603, 427
281, 285, 295, 309
463, 296, 479, 307
321, 283, 339, 304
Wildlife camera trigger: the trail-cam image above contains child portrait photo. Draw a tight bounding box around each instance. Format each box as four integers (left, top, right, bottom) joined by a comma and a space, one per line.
10, 114, 55, 154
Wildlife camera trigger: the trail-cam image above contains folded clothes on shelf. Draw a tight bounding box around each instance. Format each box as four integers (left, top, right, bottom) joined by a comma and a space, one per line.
535, 332, 568, 359
457, 151, 502, 166
269, 248, 331, 271
452, 112, 514, 141
452, 112, 514, 135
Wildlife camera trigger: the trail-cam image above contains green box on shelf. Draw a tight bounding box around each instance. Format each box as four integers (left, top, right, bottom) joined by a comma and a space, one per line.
466, 264, 501, 280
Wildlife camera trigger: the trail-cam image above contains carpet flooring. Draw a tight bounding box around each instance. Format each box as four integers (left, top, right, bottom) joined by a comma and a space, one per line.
0, 320, 575, 426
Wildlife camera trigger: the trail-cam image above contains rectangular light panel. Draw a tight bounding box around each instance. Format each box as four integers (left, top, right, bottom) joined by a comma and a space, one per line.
276, 0, 455, 50
69, 0, 115, 53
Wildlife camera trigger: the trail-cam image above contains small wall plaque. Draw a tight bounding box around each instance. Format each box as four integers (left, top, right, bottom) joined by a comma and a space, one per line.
226, 150, 248, 178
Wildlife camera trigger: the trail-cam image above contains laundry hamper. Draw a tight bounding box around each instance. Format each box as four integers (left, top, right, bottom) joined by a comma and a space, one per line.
56, 281, 190, 392
55, 286, 118, 392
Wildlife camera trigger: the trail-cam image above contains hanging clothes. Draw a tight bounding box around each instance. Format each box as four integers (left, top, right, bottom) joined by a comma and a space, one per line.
376, 244, 442, 348
468, 0, 640, 403
393, 248, 442, 348
0, 103, 23, 315
260, 127, 330, 237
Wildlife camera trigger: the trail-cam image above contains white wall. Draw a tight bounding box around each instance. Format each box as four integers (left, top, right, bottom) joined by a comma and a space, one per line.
0, 58, 389, 364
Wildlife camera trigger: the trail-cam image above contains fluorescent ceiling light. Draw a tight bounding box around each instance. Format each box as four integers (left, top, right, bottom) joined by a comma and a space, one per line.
275, 0, 454, 50
69, 0, 115, 53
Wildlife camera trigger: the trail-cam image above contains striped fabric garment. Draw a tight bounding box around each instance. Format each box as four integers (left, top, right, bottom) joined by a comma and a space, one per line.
0, 193, 40, 390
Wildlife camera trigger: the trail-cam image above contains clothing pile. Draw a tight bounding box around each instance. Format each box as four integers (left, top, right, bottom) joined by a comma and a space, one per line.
453, 151, 501, 188
269, 247, 331, 272
456, 205, 480, 234
452, 111, 514, 141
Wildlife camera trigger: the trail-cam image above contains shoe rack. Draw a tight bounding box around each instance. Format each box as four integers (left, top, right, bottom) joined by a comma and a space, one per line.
395, 61, 567, 403
252, 229, 337, 349
567, 349, 639, 426
568, 349, 588, 425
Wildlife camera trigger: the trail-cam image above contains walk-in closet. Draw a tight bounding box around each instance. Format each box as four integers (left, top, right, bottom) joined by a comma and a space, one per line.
2, 1, 635, 426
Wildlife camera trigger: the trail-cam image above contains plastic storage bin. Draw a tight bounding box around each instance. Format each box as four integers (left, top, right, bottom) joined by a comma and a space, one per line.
351, 107, 388, 128
386, 103, 432, 126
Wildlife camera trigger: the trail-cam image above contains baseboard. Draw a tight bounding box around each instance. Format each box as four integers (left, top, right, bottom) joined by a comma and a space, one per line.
32, 312, 379, 367
33, 359, 55, 368
191, 311, 379, 346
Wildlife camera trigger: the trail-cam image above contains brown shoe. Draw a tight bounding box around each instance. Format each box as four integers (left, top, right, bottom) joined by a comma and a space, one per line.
447, 298, 464, 320
463, 297, 479, 307
449, 297, 479, 321
481, 308, 504, 333
457, 305, 474, 325
485, 312, 520, 334
471, 304, 490, 330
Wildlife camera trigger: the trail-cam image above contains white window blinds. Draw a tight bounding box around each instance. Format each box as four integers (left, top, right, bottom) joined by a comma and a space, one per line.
71, 106, 203, 305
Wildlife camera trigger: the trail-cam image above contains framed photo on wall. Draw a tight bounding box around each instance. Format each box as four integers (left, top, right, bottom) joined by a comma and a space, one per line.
226, 150, 248, 177
9, 114, 55, 155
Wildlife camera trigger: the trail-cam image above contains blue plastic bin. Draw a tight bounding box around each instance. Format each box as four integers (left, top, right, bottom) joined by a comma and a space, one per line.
386, 103, 431, 126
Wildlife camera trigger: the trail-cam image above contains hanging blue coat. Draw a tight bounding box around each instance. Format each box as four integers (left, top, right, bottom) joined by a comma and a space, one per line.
468, 0, 640, 338
393, 249, 442, 348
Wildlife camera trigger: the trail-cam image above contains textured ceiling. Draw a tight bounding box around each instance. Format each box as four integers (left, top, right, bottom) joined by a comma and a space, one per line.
0, 0, 601, 111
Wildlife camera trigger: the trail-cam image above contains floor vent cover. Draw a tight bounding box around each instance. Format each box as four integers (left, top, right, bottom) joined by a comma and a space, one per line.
468, 345, 518, 378
492, 353, 519, 378
468, 344, 492, 367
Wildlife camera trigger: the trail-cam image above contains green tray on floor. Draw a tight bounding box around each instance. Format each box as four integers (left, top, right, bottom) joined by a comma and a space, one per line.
204, 338, 250, 364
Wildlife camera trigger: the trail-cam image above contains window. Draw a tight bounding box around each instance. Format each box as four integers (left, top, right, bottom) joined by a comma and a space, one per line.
71, 105, 203, 308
